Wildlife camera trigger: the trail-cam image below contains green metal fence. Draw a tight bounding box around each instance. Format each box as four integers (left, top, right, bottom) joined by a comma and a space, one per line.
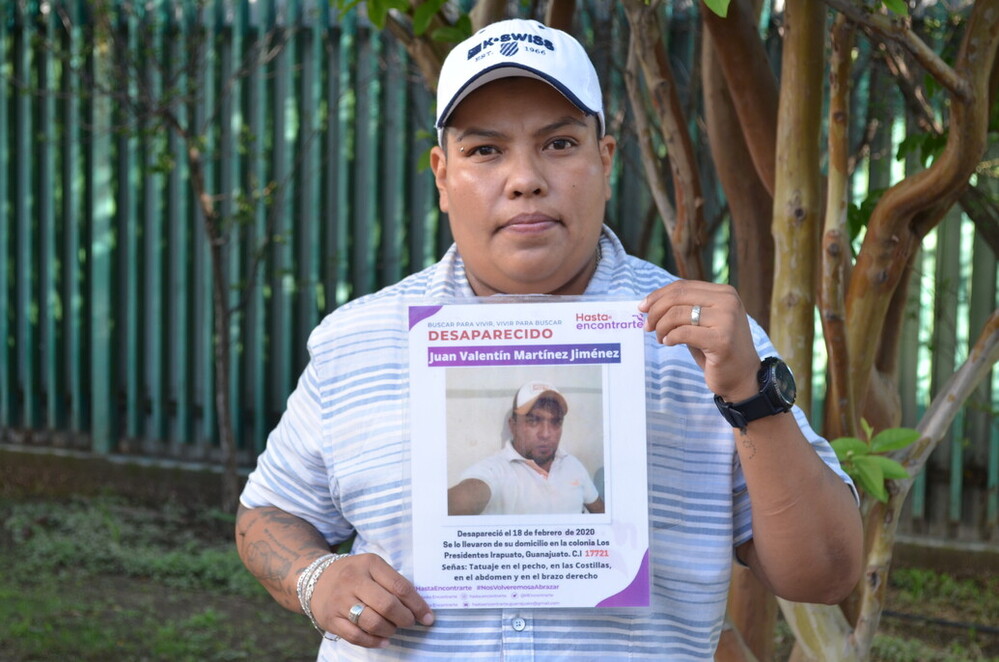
1, 0, 996, 544
1, 0, 453, 460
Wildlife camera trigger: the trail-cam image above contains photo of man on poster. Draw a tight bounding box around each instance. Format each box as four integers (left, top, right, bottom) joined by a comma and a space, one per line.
447, 380, 604, 516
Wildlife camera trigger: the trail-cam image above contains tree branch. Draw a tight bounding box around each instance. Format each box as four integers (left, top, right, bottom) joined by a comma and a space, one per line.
701, 25, 774, 327
821, 0, 971, 100
622, 0, 706, 280
469, 0, 507, 31
544, 0, 577, 31
623, 43, 678, 250
845, 0, 999, 408
820, 13, 857, 440
700, 0, 779, 195
852, 309, 999, 655
959, 184, 999, 260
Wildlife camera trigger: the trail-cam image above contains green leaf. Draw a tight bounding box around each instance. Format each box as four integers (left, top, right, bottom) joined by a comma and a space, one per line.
703, 0, 730, 17
860, 418, 874, 443
866, 455, 910, 480
431, 14, 472, 44
334, 0, 365, 13
853, 455, 888, 502
882, 0, 909, 16
365, 0, 408, 29
846, 189, 885, 243
896, 131, 948, 167
417, 146, 431, 172
366, 1, 388, 28
413, 0, 446, 36
870, 427, 920, 453
831, 437, 870, 462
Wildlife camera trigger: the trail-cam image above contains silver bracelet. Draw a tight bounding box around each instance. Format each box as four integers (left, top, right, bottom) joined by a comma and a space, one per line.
297, 552, 349, 635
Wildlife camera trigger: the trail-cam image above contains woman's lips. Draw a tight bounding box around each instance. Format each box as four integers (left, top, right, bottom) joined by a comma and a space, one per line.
501, 213, 560, 233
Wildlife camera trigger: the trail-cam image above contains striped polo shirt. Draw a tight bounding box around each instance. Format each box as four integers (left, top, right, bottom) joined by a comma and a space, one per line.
240, 227, 853, 661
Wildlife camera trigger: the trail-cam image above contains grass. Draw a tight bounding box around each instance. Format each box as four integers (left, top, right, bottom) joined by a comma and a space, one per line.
1, 491, 997, 661
0, 494, 317, 662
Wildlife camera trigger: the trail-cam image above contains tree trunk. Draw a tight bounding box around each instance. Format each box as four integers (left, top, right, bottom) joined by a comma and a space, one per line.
700, 0, 778, 195
820, 13, 857, 440
701, 24, 773, 328
187, 144, 241, 513
769, 0, 825, 415
212, 242, 241, 514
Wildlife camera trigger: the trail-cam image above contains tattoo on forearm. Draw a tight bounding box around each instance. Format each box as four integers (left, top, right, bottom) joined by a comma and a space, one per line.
238, 507, 333, 606
246, 539, 292, 583
740, 430, 757, 460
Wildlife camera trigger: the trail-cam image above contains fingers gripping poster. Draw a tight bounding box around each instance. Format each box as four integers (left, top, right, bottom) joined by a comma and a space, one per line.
408, 298, 650, 609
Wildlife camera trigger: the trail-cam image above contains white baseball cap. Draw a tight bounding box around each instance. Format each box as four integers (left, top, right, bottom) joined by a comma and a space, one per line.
513, 381, 568, 416
435, 18, 605, 145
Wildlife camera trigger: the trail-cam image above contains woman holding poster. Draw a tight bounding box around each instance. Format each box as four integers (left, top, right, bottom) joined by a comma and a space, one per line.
234, 18, 862, 661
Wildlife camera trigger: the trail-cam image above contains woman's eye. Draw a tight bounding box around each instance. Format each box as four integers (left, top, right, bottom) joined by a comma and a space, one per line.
467, 145, 499, 156
547, 138, 576, 151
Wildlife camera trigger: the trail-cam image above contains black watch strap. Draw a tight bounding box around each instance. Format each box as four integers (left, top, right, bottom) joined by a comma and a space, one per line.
713, 392, 785, 431
714, 357, 795, 432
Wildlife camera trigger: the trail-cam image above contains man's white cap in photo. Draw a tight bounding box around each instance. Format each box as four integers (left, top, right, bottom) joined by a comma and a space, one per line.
513, 381, 568, 416
435, 18, 604, 145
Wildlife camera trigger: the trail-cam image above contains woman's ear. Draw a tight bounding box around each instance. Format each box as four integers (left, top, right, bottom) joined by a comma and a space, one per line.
599, 135, 617, 200
430, 145, 450, 213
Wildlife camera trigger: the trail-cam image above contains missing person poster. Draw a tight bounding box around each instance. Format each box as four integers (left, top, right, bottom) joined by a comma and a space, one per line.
408, 298, 650, 609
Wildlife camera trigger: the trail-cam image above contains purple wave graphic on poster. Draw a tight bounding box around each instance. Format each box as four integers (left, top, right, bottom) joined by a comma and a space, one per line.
596, 550, 650, 607
409, 306, 443, 330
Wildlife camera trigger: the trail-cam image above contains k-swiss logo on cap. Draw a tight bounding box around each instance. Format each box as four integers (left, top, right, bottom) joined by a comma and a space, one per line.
466, 33, 556, 60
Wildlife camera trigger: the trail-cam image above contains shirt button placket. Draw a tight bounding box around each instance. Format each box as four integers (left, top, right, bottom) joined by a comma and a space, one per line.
501, 609, 534, 661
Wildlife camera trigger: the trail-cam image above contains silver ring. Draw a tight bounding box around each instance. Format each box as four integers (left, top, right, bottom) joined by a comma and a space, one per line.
690, 304, 702, 327
348, 602, 365, 625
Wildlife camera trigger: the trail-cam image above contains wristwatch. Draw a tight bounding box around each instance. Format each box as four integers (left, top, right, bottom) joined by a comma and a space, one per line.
713, 357, 796, 431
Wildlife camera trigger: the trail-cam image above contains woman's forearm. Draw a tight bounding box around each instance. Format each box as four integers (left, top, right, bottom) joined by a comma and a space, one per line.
235, 504, 333, 612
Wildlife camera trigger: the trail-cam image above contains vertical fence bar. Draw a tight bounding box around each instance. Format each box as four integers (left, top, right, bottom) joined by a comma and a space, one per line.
0, 1, 10, 428
39, 5, 60, 431
61, 0, 84, 434
967, 225, 997, 538
14, 4, 38, 429
193, 3, 217, 450
167, 6, 191, 447
379, 37, 403, 286
991, 363, 999, 540
295, 0, 321, 369
899, 117, 929, 530
323, 11, 351, 311
87, 21, 114, 452
270, 0, 296, 407
220, 0, 243, 447
405, 54, 436, 270
245, 0, 269, 452
118, 5, 141, 441
897, 250, 923, 534
352, 23, 378, 296
929, 213, 962, 535
141, 4, 166, 443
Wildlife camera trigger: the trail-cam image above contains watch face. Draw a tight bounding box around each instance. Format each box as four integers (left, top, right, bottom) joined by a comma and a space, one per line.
771, 360, 796, 408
